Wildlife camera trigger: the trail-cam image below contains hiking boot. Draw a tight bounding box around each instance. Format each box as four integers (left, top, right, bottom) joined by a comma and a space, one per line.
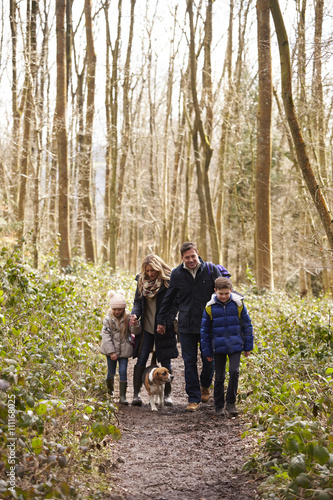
225, 403, 239, 417
186, 402, 200, 412
201, 386, 211, 403
215, 407, 225, 416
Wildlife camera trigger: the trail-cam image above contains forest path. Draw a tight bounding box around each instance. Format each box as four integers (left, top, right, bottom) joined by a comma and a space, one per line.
105, 352, 260, 500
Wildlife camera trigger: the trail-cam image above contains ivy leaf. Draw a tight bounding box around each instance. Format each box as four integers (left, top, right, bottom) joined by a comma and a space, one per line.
313, 445, 330, 465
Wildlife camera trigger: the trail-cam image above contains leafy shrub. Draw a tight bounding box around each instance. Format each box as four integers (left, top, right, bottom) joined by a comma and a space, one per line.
240, 289, 333, 499
0, 244, 136, 499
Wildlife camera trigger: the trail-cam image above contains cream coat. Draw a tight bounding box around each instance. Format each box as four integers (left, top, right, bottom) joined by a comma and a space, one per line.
100, 309, 140, 358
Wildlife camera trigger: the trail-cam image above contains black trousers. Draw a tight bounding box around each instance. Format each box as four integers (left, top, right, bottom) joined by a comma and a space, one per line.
214, 351, 241, 409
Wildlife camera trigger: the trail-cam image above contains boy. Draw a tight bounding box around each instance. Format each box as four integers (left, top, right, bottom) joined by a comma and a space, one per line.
200, 277, 253, 417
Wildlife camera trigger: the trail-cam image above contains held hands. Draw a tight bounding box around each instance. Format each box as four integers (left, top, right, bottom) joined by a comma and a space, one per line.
110, 353, 117, 360
156, 324, 166, 335
130, 314, 138, 326
206, 356, 213, 362
244, 351, 250, 358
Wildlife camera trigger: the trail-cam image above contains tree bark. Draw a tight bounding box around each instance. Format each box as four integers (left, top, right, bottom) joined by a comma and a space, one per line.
82, 0, 96, 263
56, 0, 71, 269
108, 0, 122, 271
256, 0, 274, 290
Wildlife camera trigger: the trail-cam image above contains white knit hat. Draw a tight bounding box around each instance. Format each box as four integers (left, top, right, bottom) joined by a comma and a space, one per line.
108, 290, 126, 309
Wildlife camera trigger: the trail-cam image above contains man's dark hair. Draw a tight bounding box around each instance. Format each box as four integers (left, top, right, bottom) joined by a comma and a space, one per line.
180, 242, 198, 256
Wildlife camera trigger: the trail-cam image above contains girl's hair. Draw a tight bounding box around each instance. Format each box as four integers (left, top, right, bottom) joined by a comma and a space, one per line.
137, 254, 172, 296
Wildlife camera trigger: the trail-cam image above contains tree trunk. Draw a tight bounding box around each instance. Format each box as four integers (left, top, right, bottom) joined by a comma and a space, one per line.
108, 0, 122, 272
256, 0, 274, 290
116, 0, 136, 263
270, 0, 333, 250
56, 0, 71, 269
82, 0, 96, 263
10, 0, 22, 218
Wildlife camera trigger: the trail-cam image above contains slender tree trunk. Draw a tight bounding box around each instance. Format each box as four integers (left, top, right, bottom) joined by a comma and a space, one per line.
109, 0, 122, 271
102, 0, 111, 262
10, 0, 22, 217
256, 0, 273, 289
216, 0, 233, 255
82, 0, 96, 262
117, 0, 136, 255
56, 0, 71, 268
187, 0, 218, 259
270, 0, 333, 250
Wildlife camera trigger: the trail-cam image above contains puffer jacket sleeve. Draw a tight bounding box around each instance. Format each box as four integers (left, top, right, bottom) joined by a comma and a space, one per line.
241, 303, 254, 352
100, 315, 116, 355
200, 307, 213, 357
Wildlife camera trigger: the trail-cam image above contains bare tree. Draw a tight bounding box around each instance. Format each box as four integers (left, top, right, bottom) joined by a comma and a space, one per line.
256, 0, 273, 290
81, 0, 96, 263
56, 0, 71, 268
269, 0, 333, 253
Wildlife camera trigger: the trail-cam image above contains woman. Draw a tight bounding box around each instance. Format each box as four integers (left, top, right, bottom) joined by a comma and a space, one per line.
130, 254, 178, 406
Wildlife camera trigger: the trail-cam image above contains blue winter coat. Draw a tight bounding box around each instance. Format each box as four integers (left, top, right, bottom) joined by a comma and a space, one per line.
200, 293, 253, 356
157, 258, 222, 335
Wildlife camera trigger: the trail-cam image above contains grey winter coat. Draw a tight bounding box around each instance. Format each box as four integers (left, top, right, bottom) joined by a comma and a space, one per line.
100, 309, 140, 358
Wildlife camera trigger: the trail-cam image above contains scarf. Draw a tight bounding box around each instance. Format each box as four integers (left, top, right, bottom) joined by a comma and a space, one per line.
142, 277, 162, 299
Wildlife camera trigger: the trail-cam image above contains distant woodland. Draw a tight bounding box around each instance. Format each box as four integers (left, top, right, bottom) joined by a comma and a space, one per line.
1, 0, 333, 295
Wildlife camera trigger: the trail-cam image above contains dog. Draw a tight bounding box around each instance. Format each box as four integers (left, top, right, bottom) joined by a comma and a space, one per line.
142, 365, 174, 411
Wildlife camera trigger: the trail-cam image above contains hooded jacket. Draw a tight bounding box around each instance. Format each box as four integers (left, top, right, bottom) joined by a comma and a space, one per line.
157, 258, 221, 335
200, 293, 253, 356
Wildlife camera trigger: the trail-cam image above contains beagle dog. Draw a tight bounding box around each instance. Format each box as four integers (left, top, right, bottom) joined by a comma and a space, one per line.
142, 366, 174, 411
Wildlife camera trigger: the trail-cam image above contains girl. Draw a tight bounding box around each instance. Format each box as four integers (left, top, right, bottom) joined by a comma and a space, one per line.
130, 254, 178, 406
100, 290, 139, 405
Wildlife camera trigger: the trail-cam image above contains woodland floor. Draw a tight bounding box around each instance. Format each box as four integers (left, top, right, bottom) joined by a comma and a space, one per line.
103, 350, 261, 500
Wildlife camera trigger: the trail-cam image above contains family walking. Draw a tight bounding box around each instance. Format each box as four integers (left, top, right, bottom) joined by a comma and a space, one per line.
100, 242, 254, 416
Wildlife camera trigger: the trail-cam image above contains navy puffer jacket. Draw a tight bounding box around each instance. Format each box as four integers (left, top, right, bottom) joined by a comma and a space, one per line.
200, 293, 253, 356
157, 258, 221, 335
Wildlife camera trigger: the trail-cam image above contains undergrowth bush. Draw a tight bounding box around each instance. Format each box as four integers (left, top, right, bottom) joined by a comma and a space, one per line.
240, 289, 333, 499
1, 243, 332, 499
0, 243, 136, 499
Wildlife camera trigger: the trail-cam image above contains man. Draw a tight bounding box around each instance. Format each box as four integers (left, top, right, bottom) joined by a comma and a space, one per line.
157, 242, 224, 412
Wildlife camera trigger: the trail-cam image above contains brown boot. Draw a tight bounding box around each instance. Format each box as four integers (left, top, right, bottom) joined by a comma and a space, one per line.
201, 386, 211, 403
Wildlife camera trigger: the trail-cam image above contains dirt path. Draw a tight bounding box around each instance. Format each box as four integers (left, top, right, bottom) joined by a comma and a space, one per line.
106, 353, 260, 500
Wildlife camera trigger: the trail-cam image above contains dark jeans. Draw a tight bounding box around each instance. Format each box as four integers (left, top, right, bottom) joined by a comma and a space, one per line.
214, 351, 241, 409
180, 333, 214, 403
136, 331, 171, 371
106, 356, 128, 382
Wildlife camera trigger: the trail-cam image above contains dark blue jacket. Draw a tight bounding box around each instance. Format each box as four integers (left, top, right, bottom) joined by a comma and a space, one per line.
131, 279, 178, 362
157, 258, 221, 335
200, 293, 253, 356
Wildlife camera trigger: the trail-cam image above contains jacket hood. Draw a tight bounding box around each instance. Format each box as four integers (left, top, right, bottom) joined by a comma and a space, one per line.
207, 292, 244, 308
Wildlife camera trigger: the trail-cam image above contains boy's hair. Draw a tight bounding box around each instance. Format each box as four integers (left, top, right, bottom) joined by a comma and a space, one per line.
215, 277, 232, 290
180, 241, 198, 256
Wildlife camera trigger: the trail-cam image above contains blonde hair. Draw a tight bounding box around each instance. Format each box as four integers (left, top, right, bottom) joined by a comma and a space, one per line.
137, 254, 172, 296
